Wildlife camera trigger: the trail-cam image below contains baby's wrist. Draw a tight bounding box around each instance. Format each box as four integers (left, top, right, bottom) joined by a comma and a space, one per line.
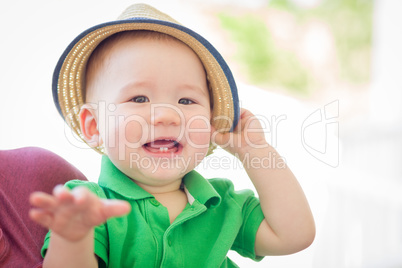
235, 142, 271, 162
51, 226, 94, 244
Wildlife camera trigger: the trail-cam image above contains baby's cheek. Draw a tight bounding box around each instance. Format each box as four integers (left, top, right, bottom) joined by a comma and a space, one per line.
186, 118, 211, 148
123, 118, 148, 146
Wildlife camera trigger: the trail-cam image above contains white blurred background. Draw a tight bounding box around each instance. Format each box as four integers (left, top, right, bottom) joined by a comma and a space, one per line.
1, 0, 401, 267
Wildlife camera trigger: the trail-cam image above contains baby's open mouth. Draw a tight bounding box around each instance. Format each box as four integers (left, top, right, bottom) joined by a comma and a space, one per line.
143, 139, 181, 154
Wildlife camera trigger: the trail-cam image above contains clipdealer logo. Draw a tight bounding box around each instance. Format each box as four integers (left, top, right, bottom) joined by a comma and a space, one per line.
63, 100, 340, 168
301, 100, 339, 167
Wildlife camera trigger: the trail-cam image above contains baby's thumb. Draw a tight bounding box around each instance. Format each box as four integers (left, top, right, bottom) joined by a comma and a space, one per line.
101, 199, 131, 219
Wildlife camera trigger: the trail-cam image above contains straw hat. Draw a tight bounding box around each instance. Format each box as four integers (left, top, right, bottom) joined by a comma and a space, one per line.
53, 3, 239, 154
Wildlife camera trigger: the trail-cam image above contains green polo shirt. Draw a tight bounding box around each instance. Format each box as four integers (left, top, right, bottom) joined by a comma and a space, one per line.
42, 156, 265, 267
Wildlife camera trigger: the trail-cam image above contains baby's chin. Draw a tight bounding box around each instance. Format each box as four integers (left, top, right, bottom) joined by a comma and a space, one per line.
115, 158, 190, 182
127, 168, 188, 191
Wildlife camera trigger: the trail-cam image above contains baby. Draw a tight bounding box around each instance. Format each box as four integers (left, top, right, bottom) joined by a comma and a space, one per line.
29, 4, 315, 267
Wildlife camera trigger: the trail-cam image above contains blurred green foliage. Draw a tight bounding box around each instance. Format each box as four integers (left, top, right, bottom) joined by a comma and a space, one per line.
218, 0, 373, 94
218, 13, 311, 94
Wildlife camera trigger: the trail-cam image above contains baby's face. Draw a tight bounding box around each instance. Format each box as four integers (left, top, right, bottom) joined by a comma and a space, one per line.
88, 36, 211, 188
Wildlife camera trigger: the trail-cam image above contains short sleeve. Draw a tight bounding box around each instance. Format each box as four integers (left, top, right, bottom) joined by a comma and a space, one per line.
230, 189, 265, 261
40, 180, 110, 266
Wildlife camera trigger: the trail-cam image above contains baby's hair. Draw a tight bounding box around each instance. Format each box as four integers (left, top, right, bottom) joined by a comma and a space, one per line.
84, 30, 212, 108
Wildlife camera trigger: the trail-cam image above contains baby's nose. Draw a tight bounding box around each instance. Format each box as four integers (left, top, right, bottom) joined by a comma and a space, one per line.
151, 104, 182, 126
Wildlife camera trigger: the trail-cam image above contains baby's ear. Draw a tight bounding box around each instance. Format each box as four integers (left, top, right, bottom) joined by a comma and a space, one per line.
79, 104, 102, 148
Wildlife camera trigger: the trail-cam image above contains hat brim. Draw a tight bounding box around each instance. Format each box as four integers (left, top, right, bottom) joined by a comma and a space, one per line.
53, 18, 240, 152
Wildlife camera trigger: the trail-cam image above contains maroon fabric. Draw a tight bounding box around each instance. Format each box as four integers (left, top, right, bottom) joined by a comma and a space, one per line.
0, 147, 87, 268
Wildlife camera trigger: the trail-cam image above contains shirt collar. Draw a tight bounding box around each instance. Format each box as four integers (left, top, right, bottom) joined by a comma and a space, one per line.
98, 156, 153, 200
99, 156, 221, 208
182, 170, 221, 208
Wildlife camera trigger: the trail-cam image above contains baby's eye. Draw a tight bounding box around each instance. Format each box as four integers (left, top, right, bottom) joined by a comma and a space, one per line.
131, 96, 149, 103
178, 98, 195, 105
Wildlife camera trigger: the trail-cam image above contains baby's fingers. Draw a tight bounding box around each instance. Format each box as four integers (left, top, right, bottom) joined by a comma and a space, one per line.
53, 184, 75, 203
29, 191, 57, 210
29, 208, 53, 228
69, 187, 129, 225
71, 186, 96, 206
101, 199, 131, 220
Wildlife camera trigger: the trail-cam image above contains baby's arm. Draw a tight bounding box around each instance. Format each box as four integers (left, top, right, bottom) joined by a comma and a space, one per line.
29, 185, 131, 267
214, 108, 315, 256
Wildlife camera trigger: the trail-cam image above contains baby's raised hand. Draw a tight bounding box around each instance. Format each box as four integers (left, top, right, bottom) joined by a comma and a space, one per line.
213, 108, 268, 158
29, 185, 131, 242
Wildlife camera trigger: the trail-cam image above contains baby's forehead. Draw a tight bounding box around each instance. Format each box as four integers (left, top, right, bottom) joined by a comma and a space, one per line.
87, 30, 201, 78
85, 31, 183, 98
92, 31, 185, 63
84, 30, 210, 102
